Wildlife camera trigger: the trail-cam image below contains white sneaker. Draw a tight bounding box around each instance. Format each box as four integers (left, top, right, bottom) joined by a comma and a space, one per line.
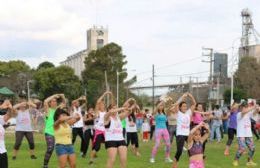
183, 147, 187, 151
150, 158, 155, 163
165, 157, 173, 163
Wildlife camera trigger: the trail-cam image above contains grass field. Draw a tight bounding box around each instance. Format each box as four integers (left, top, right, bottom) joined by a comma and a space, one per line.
5, 133, 260, 168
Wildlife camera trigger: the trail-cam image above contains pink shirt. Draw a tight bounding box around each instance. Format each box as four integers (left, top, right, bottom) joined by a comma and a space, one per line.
192, 112, 203, 124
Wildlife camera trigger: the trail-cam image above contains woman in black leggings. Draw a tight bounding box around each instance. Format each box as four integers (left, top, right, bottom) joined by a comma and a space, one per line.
172, 93, 196, 168
82, 107, 95, 157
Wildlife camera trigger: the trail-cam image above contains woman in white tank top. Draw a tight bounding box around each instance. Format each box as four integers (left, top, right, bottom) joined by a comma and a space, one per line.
104, 98, 135, 168
89, 91, 113, 165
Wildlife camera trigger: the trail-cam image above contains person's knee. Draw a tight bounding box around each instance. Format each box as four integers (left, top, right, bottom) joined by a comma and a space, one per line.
14, 143, 21, 150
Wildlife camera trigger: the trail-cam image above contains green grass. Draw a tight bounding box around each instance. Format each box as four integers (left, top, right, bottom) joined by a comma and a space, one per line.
5, 133, 260, 168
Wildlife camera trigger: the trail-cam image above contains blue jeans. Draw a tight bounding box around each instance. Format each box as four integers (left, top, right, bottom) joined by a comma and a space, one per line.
210, 124, 221, 142
55, 144, 74, 156
136, 119, 143, 131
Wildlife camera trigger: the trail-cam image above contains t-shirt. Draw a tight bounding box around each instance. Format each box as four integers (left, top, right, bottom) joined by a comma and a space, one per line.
228, 110, 238, 129
72, 107, 84, 128
121, 119, 126, 129
142, 122, 150, 132
192, 112, 203, 125
44, 108, 56, 136
168, 113, 177, 126
237, 111, 253, 138
0, 116, 7, 154
176, 109, 192, 136
155, 113, 167, 129
15, 110, 33, 132
212, 110, 223, 126
125, 117, 137, 133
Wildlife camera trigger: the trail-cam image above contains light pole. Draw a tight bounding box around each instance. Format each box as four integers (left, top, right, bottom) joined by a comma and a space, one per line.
116, 69, 136, 107
27, 80, 34, 101
230, 37, 241, 106
117, 70, 126, 107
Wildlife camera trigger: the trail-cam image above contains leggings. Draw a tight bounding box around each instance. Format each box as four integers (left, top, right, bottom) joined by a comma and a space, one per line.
151, 128, 170, 158
251, 120, 260, 139
127, 132, 139, 148
14, 131, 35, 150
72, 127, 85, 152
83, 129, 94, 155
0, 152, 8, 168
150, 125, 155, 140
43, 134, 55, 166
175, 135, 188, 161
226, 128, 236, 146
167, 125, 176, 144
235, 137, 255, 160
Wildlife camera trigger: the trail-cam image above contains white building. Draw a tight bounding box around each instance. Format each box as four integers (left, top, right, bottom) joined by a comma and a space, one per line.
61, 26, 108, 77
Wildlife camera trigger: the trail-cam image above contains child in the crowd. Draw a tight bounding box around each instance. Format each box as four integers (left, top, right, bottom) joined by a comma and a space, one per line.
187, 122, 210, 168
142, 117, 150, 142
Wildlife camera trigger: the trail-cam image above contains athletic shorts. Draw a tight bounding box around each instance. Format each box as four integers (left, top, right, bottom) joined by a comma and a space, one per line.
105, 140, 127, 149
55, 144, 75, 156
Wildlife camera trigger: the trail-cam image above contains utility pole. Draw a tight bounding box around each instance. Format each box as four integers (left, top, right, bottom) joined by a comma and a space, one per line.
152, 65, 155, 113
202, 47, 214, 110
104, 71, 109, 106
196, 77, 199, 101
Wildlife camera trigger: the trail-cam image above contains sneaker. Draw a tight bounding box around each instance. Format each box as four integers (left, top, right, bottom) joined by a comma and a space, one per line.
42, 166, 48, 168
12, 156, 16, 160
81, 154, 86, 158
246, 161, 257, 167
165, 157, 173, 163
89, 160, 94, 165
149, 158, 155, 163
31, 155, 37, 159
183, 147, 187, 151
232, 160, 238, 167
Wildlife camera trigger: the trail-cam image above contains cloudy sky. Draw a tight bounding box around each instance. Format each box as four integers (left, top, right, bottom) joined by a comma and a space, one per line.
1, 0, 260, 88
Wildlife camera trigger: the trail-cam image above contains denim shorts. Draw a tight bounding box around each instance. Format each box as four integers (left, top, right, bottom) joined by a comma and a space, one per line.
55, 144, 75, 156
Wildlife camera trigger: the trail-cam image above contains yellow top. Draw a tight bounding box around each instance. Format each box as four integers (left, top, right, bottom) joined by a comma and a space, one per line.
54, 123, 72, 145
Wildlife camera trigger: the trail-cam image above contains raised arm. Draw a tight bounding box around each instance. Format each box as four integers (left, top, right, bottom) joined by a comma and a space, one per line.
0, 100, 14, 122
187, 93, 196, 112
44, 94, 58, 113
104, 107, 126, 123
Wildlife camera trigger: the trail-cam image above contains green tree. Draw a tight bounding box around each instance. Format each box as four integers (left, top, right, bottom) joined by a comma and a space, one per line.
33, 65, 83, 100
223, 88, 247, 104
0, 60, 30, 76
37, 61, 55, 70
234, 56, 260, 99
82, 43, 128, 106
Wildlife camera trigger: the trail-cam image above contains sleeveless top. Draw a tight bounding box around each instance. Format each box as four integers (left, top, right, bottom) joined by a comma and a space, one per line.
16, 110, 33, 132
188, 141, 203, 157
94, 111, 106, 131
54, 123, 72, 145
45, 108, 56, 136
155, 113, 167, 129
168, 113, 177, 126
72, 107, 84, 128
105, 116, 124, 142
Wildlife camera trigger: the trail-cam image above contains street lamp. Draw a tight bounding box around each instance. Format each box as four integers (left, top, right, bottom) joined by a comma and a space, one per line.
230, 37, 241, 106
27, 80, 34, 101
116, 69, 136, 106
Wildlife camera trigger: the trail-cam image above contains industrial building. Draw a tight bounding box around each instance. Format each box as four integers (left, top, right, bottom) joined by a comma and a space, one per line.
61, 26, 108, 77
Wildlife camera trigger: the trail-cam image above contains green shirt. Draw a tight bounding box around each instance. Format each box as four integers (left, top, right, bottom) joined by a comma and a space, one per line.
44, 108, 56, 136
121, 119, 126, 129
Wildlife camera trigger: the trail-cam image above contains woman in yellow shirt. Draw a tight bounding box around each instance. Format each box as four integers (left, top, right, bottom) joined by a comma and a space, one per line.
54, 108, 80, 168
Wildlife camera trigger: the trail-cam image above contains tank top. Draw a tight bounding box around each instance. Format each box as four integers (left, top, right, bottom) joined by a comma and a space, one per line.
155, 113, 167, 129
94, 111, 106, 131
45, 108, 56, 136
168, 113, 177, 126
188, 141, 203, 157
15, 110, 33, 132
54, 123, 72, 145
105, 116, 124, 141
72, 107, 84, 128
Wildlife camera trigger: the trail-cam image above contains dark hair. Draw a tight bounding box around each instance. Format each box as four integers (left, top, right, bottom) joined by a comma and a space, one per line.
240, 101, 248, 108
179, 101, 187, 109
54, 108, 69, 122
145, 109, 149, 112
195, 103, 204, 110
214, 105, 220, 110
107, 104, 115, 112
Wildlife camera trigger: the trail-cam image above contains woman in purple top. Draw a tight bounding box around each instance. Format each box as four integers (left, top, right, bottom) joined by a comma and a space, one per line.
224, 103, 239, 156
